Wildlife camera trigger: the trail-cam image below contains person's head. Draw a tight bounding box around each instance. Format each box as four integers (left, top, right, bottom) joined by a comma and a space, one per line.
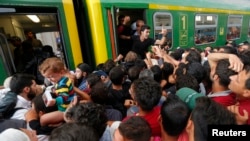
10, 36, 22, 47
161, 62, 174, 82
128, 66, 141, 82
89, 81, 109, 105
140, 25, 151, 39
114, 116, 151, 141
238, 50, 250, 66
124, 51, 138, 62
64, 102, 107, 138
92, 70, 108, 84
225, 40, 236, 48
139, 69, 154, 79
118, 15, 125, 24
136, 19, 145, 34
186, 62, 206, 83
103, 59, 116, 75
50, 123, 99, 141
238, 42, 250, 53
24, 30, 35, 40
32, 94, 58, 118
42, 45, 55, 57
109, 65, 126, 85
160, 94, 190, 137
186, 97, 236, 141
182, 49, 201, 64
75, 63, 92, 80
150, 65, 162, 83
218, 46, 238, 55
130, 77, 161, 112
211, 59, 237, 87
10, 73, 37, 100
134, 59, 147, 70
229, 65, 250, 98
85, 73, 101, 88
176, 73, 199, 92
39, 57, 66, 83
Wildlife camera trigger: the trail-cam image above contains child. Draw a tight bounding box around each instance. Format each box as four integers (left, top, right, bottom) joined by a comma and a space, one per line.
38, 57, 75, 126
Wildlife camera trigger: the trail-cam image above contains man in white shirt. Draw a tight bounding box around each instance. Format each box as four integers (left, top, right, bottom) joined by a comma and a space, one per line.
9, 74, 37, 120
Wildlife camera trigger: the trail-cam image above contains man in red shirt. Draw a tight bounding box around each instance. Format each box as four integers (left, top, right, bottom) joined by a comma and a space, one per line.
207, 59, 237, 106
123, 77, 162, 137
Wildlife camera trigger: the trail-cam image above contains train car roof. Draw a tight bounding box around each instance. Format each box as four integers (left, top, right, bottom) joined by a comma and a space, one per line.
100, 0, 250, 11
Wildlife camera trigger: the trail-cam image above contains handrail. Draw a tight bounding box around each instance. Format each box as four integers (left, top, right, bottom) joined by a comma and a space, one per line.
0, 33, 16, 74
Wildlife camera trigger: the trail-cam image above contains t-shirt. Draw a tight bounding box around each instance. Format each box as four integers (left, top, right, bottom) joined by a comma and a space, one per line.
131, 35, 155, 59
207, 90, 236, 107
123, 106, 161, 137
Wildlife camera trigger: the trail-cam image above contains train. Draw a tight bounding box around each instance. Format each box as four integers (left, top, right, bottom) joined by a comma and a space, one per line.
0, 0, 250, 84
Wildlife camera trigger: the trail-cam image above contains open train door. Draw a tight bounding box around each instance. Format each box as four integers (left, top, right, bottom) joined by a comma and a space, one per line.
0, 8, 16, 83
107, 6, 119, 59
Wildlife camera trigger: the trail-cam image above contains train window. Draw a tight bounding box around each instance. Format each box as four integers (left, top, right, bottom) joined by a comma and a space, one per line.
153, 12, 172, 49
194, 14, 217, 45
227, 15, 242, 40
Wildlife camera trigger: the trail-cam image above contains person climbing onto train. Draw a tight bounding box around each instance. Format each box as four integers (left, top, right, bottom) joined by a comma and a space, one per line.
130, 25, 167, 59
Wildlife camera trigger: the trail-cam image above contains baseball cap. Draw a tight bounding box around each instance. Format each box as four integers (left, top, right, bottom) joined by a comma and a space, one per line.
176, 87, 204, 110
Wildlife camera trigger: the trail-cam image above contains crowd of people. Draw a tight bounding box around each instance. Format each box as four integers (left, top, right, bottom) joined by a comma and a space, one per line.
1, 17, 250, 141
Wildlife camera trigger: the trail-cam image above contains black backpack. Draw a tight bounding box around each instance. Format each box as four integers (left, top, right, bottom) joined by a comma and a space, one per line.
0, 91, 21, 119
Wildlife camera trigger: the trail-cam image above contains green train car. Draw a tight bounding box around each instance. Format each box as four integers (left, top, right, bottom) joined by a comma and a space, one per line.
0, 0, 250, 84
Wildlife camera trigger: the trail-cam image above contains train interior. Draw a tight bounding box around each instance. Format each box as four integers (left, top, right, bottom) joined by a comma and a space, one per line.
0, 7, 64, 75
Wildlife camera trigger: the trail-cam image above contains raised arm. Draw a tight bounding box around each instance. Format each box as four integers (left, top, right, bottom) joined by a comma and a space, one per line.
154, 27, 167, 45
207, 53, 243, 73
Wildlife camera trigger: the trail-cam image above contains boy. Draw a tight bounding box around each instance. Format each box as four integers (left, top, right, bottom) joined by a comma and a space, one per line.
38, 57, 75, 126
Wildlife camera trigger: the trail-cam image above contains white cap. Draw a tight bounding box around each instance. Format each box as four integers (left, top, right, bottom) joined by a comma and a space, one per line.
0, 128, 30, 141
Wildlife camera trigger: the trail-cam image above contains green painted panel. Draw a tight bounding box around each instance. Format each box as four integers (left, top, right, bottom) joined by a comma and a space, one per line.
0, 59, 8, 85
99, 0, 250, 11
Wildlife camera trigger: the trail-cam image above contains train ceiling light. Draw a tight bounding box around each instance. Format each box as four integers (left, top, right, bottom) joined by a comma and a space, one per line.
26, 15, 40, 23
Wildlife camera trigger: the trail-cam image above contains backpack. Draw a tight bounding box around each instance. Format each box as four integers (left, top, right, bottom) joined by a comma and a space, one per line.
0, 91, 27, 132
0, 91, 19, 119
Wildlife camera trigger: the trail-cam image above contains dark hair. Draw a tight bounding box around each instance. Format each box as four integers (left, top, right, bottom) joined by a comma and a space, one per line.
186, 49, 201, 64
187, 62, 206, 83
32, 94, 58, 114
9, 73, 35, 94
42, 45, 55, 57
103, 59, 116, 75
24, 29, 33, 35
128, 66, 141, 82
220, 46, 238, 55
191, 97, 236, 141
118, 15, 125, 22
215, 59, 237, 87
150, 65, 162, 83
238, 50, 250, 65
65, 102, 107, 138
89, 81, 109, 105
133, 77, 161, 111
50, 123, 99, 141
161, 62, 174, 80
109, 65, 125, 85
140, 25, 150, 32
161, 94, 190, 136
176, 74, 199, 91
119, 116, 152, 141
86, 73, 101, 88
77, 63, 92, 74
